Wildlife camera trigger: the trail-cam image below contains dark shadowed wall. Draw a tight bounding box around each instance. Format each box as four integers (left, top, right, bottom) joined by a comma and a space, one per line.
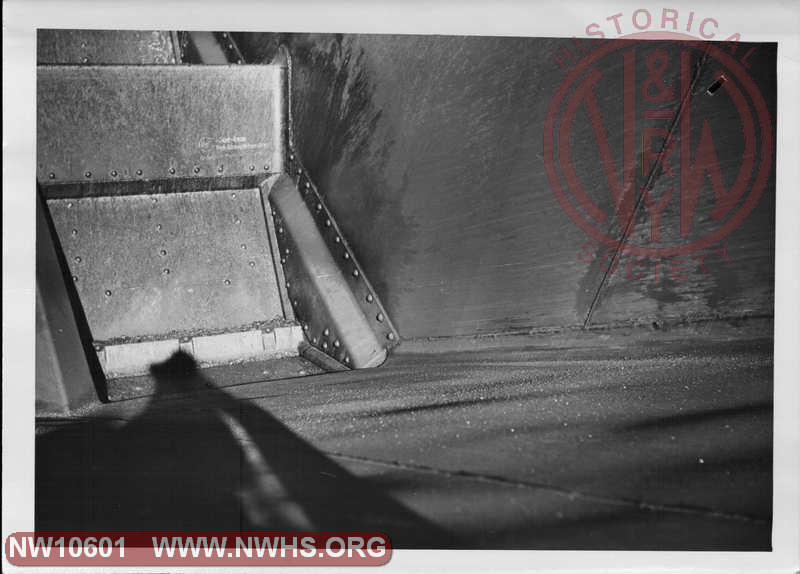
237, 33, 776, 339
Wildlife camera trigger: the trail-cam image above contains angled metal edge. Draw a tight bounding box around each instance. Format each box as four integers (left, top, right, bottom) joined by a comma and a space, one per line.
280, 156, 401, 351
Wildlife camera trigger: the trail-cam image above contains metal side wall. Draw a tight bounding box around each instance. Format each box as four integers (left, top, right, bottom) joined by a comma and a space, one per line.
235, 33, 776, 339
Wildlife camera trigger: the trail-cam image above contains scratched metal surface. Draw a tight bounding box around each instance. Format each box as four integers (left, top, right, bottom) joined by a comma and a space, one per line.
236, 33, 775, 339
37, 65, 282, 185
586, 43, 776, 326
47, 189, 284, 342
37, 29, 179, 64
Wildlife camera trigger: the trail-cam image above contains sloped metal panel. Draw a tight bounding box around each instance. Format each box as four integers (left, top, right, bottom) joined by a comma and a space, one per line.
37, 29, 179, 65
37, 65, 285, 186
235, 33, 775, 338
267, 174, 394, 369
47, 189, 284, 343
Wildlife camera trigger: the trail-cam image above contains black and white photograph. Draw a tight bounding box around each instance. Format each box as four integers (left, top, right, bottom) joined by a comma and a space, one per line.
3, 2, 800, 572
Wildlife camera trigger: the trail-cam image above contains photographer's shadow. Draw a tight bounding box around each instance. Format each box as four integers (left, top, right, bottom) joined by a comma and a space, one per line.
37, 350, 457, 548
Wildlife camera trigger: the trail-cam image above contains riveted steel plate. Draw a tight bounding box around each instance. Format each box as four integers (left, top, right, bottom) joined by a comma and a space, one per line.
38, 29, 179, 65
47, 188, 283, 342
38, 65, 285, 185
268, 174, 396, 369
283, 157, 400, 350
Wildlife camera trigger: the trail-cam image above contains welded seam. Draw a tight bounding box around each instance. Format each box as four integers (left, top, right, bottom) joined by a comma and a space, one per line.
582, 48, 711, 329
327, 449, 768, 525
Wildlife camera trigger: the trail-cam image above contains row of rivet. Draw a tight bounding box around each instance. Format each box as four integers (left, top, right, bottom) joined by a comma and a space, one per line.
285, 155, 398, 350
273, 209, 346, 363
291, 161, 398, 344
45, 164, 269, 181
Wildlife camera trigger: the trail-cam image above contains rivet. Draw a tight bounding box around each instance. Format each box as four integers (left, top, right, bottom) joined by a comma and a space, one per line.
278, 227, 284, 234
193, 166, 200, 174
264, 165, 270, 171
343, 253, 350, 260
84, 171, 92, 178
334, 340, 341, 348
105, 290, 112, 297
72, 275, 78, 282
240, 244, 247, 250
387, 332, 396, 341
234, 217, 241, 224
231, 193, 237, 200
249, 165, 255, 171
325, 219, 331, 227
289, 153, 295, 161
136, 169, 143, 176
352, 269, 360, 278
93, 344, 103, 351
218, 165, 224, 173
71, 229, 78, 236
81, 57, 89, 64
323, 328, 330, 337
169, 167, 176, 175
224, 279, 231, 285
162, 268, 170, 275
248, 261, 255, 267
293, 299, 299, 306
316, 203, 322, 211
152, 197, 158, 203
322, 341, 329, 350
110, 169, 118, 177
377, 313, 384, 322
159, 249, 167, 256
48, 172, 55, 179
302, 324, 308, 331
286, 281, 291, 288
305, 181, 311, 189
74, 256, 82, 263
366, 293, 374, 303
284, 248, 290, 255
344, 356, 351, 364
281, 257, 286, 264
312, 337, 318, 344
335, 237, 341, 244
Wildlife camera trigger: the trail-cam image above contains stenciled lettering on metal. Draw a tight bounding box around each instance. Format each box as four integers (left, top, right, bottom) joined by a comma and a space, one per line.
37, 65, 284, 187
37, 44, 398, 371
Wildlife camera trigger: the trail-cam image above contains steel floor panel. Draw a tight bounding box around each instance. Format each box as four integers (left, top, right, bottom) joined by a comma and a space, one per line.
36, 336, 772, 549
